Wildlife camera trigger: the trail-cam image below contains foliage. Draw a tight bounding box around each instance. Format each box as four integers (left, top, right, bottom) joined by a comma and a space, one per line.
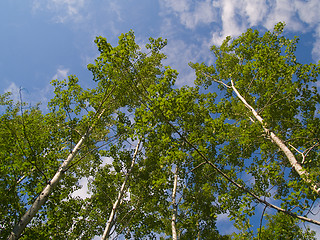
1, 24, 319, 239
253, 212, 316, 240
191, 22, 320, 229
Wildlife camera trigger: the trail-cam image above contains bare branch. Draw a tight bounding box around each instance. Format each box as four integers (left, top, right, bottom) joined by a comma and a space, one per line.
191, 161, 206, 172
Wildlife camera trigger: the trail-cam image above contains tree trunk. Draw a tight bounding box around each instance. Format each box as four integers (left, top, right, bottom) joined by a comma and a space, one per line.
171, 166, 178, 240
101, 140, 141, 240
230, 80, 320, 195
8, 96, 111, 240
8, 127, 92, 240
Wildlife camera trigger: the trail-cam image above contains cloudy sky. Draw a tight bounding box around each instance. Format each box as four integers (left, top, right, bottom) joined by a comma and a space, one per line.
1, 0, 320, 237
1, 0, 320, 106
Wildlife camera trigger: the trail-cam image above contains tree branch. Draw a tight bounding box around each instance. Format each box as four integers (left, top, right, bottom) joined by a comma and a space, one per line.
101, 140, 141, 240
130, 66, 320, 228
8, 86, 116, 240
171, 166, 178, 240
230, 79, 320, 196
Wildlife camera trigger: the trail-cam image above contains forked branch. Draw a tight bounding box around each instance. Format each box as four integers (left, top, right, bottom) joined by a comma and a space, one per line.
229, 79, 320, 196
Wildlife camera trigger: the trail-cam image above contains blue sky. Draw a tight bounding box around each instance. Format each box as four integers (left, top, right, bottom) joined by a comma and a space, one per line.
2, 0, 320, 106
1, 0, 320, 237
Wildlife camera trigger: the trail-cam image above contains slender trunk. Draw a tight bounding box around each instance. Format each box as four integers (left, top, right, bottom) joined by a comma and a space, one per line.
146, 76, 320, 226
101, 140, 141, 240
171, 166, 178, 240
230, 80, 320, 195
8, 127, 92, 240
8, 90, 112, 240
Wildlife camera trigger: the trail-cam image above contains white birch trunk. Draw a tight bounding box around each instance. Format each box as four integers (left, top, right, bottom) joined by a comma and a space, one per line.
230, 80, 320, 195
8, 128, 91, 240
8, 104, 109, 240
171, 167, 178, 240
101, 140, 141, 240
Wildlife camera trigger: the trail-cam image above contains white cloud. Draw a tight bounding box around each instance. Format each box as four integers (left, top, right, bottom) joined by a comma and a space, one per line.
36, 83, 55, 109
2, 81, 54, 110
71, 157, 113, 200
162, 0, 218, 29
100, 156, 114, 168
244, 0, 268, 26
216, 212, 238, 235
312, 26, 320, 62
159, 16, 215, 86
305, 203, 320, 238
52, 67, 69, 80
4, 82, 20, 103
264, 0, 303, 31
161, 0, 320, 62
211, 0, 247, 45
32, 0, 87, 23
181, 0, 218, 29
109, 0, 123, 22
163, 38, 209, 86
162, 0, 190, 13
295, 0, 320, 25
294, 0, 320, 62
71, 176, 92, 199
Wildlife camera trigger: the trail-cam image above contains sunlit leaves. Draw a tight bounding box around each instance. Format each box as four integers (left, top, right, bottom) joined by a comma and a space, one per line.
2, 24, 319, 239
190, 22, 320, 234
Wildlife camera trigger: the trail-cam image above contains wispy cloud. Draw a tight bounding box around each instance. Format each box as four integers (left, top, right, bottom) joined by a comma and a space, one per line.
3, 81, 52, 109
52, 67, 69, 80
32, 0, 87, 23
294, 0, 320, 61
306, 204, 320, 239
161, 0, 320, 62
4, 82, 20, 103
216, 212, 238, 235
162, 38, 213, 86
161, 0, 218, 29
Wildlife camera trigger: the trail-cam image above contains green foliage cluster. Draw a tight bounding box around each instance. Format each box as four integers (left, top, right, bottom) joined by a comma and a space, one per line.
1, 23, 319, 239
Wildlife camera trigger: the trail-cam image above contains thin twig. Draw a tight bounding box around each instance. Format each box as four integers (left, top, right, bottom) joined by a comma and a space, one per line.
191, 161, 207, 172
202, 72, 231, 89
258, 205, 267, 240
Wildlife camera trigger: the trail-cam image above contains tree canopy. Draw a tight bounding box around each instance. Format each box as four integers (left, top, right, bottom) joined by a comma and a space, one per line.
1, 23, 319, 239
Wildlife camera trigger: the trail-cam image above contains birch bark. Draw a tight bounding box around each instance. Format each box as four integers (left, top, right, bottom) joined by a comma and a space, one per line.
171, 167, 178, 240
101, 140, 141, 240
8, 126, 92, 240
8, 89, 113, 240
230, 80, 320, 195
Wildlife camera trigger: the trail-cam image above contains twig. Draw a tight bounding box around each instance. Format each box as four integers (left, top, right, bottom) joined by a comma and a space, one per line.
202, 72, 231, 89
191, 161, 207, 172
258, 205, 267, 240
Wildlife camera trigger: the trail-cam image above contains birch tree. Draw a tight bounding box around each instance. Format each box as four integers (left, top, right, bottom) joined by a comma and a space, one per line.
101, 140, 141, 240
1, 24, 319, 239
190, 22, 320, 233
2, 31, 169, 239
